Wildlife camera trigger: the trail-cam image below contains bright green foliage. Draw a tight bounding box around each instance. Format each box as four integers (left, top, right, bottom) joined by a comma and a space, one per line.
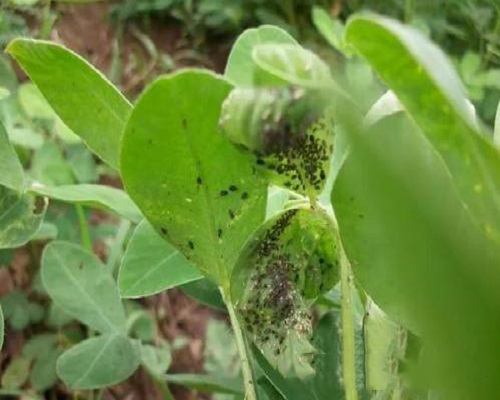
231, 207, 339, 378
0, 186, 46, 249
0, 122, 23, 191
254, 311, 343, 399
118, 220, 203, 298
346, 15, 500, 244
252, 44, 334, 90
30, 184, 143, 223
121, 70, 267, 283
180, 278, 226, 310
56, 333, 140, 390
220, 87, 334, 197
41, 241, 127, 334
332, 113, 500, 397
224, 25, 297, 87
6, 39, 132, 169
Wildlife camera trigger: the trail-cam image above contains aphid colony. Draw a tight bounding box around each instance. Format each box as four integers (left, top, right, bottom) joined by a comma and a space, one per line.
219, 87, 335, 196
231, 207, 339, 377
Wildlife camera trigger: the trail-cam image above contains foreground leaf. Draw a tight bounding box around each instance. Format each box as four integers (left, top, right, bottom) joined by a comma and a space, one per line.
57, 334, 139, 390
42, 241, 127, 333
6, 39, 131, 169
118, 220, 202, 298
332, 113, 500, 397
346, 15, 500, 243
180, 278, 226, 311
121, 70, 266, 283
224, 25, 297, 87
0, 186, 46, 249
0, 122, 23, 191
232, 208, 339, 378
30, 184, 142, 223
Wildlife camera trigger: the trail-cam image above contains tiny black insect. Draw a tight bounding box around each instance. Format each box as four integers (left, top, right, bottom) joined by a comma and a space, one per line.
228, 209, 235, 219
229, 184, 238, 192
197, 177, 202, 184
217, 228, 223, 239
241, 192, 249, 200
160, 227, 168, 235
220, 190, 228, 196
188, 240, 194, 250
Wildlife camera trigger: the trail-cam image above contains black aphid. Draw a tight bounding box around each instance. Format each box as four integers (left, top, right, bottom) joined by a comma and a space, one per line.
241, 192, 248, 200
160, 227, 168, 235
188, 240, 194, 250
229, 184, 238, 192
220, 190, 228, 196
217, 228, 223, 239
197, 177, 202, 184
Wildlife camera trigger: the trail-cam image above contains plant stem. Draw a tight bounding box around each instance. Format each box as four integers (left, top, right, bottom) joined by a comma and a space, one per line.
222, 288, 257, 400
107, 219, 131, 276
340, 244, 358, 400
76, 205, 92, 252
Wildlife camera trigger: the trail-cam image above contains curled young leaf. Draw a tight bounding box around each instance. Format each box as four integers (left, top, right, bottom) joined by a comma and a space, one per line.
220, 88, 335, 197
231, 207, 339, 379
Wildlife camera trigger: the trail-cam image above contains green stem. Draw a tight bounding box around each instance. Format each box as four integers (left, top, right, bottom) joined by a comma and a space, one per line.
76, 205, 92, 252
222, 288, 257, 400
340, 244, 358, 400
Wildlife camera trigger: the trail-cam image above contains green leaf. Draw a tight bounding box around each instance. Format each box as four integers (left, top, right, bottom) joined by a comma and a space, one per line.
332, 113, 500, 397
18, 82, 57, 120
0, 121, 23, 191
254, 311, 343, 399
311, 7, 345, 52
231, 208, 339, 378
31, 142, 75, 186
252, 44, 334, 89
0, 304, 3, 350
30, 184, 142, 223
220, 87, 335, 197
6, 39, 131, 169
164, 374, 243, 395
0, 186, 47, 249
118, 220, 202, 298
224, 25, 297, 87
140, 341, 172, 377
57, 334, 140, 390
345, 15, 500, 243
41, 241, 127, 333
121, 69, 266, 283
1, 355, 32, 389
180, 278, 226, 310
30, 347, 62, 391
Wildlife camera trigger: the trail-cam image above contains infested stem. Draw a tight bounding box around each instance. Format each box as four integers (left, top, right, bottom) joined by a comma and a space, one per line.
339, 244, 358, 400
222, 288, 258, 400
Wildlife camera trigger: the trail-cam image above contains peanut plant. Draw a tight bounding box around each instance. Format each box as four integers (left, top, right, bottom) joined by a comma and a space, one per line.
1, 12, 500, 400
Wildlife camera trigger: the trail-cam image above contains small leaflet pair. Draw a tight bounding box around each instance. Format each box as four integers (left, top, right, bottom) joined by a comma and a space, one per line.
230, 207, 339, 379
219, 87, 335, 197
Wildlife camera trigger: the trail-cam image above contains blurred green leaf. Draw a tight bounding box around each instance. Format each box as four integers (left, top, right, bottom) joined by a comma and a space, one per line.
1, 355, 32, 389
31, 142, 74, 186
30, 184, 142, 222
6, 39, 132, 169
140, 341, 172, 377
332, 112, 500, 397
121, 70, 266, 284
41, 241, 127, 333
57, 334, 140, 389
119, 220, 202, 298
346, 15, 500, 243
224, 25, 297, 86
66, 144, 98, 183
311, 7, 345, 52
0, 186, 46, 249
0, 121, 23, 191
0, 304, 3, 350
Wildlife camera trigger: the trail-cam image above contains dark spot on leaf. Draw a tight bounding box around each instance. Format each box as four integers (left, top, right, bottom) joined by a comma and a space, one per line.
229, 209, 235, 219
220, 190, 228, 196
188, 240, 194, 250
241, 192, 248, 200
160, 227, 168, 235
218, 228, 223, 239
182, 118, 187, 129
197, 177, 202, 185
229, 185, 238, 192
